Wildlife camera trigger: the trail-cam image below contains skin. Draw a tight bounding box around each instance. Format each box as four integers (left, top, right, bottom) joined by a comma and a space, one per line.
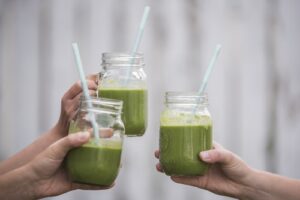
155, 142, 300, 200
0, 74, 114, 199
0, 132, 112, 200
0, 75, 98, 175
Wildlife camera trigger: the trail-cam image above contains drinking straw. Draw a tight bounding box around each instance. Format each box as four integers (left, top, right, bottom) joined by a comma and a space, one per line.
124, 6, 151, 85
194, 44, 222, 112
131, 6, 150, 54
198, 44, 222, 95
72, 43, 99, 142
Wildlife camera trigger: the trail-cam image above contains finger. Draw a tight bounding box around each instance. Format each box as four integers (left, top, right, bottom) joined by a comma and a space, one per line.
87, 74, 99, 86
171, 176, 208, 189
64, 81, 81, 100
156, 163, 164, 173
45, 132, 90, 161
63, 95, 81, 121
88, 90, 97, 97
100, 128, 113, 138
154, 150, 160, 159
71, 89, 97, 104
199, 148, 235, 165
63, 80, 98, 100
171, 176, 200, 188
68, 107, 79, 122
65, 89, 97, 121
88, 80, 98, 90
72, 182, 114, 190
68, 93, 82, 112
87, 74, 98, 82
86, 128, 113, 138
70, 90, 97, 105
212, 141, 223, 149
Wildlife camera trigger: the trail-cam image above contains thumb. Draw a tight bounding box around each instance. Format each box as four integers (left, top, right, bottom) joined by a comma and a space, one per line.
199, 148, 235, 165
45, 132, 90, 161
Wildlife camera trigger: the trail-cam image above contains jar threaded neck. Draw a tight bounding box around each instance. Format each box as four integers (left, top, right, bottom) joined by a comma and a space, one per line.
80, 96, 123, 115
101, 52, 145, 69
165, 91, 208, 106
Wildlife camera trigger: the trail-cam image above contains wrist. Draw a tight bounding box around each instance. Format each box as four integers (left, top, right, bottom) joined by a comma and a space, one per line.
20, 165, 39, 199
0, 165, 38, 200
238, 168, 273, 200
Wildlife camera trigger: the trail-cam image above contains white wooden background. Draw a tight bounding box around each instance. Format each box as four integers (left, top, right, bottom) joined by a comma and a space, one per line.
0, 0, 300, 200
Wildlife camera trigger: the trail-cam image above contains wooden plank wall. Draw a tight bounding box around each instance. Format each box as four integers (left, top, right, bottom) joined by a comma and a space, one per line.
0, 0, 299, 200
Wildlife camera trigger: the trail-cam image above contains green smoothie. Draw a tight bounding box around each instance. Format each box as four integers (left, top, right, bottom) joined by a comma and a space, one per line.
66, 122, 122, 186
159, 115, 212, 176
98, 88, 147, 136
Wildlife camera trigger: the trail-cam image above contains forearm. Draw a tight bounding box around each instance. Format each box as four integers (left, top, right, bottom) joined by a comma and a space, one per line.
0, 123, 66, 175
241, 169, 300, 200
0, 165, 36, 200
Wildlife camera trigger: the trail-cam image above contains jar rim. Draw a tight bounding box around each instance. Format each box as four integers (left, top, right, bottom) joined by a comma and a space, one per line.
166, 91, 207, 97
102, 52, 144, 58
101, 52, 145, 68
165, 91, 208, 106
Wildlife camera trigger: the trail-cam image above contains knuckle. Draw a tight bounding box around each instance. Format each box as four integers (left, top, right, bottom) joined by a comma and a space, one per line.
61, 96, 68, 107
47, 144, 60, 161
66, 135, 74, 145
88, 81, 97, 89
61, 95, 67, 103
213, 149, 222, 161
66, 107, 74, 117
225, 150, 235, 163
73, 81, 82, 91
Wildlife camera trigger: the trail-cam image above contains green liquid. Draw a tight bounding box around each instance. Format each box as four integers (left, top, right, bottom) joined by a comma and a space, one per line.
159, 125, 212, 176
98, 88, 147, 136
66, 122, 122, 186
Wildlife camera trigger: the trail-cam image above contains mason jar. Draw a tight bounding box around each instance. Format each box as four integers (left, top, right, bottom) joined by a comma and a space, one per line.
159, 92, 213, 176
66, 97, 124, 186
97, 52, 147, 137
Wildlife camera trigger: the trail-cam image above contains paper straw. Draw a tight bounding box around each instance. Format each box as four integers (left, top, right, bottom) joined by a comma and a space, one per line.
192, 44, 222, 115
197, 44, 222, 96
72, 43, 99, 142
124, 6, 151, 85
131, 6, 150, 54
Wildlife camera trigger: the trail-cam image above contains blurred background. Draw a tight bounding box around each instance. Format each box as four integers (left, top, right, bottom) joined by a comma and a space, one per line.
1, 0, 300, 199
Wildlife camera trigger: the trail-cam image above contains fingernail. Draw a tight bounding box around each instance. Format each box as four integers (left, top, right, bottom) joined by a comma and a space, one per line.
77, 132, 90, 141
200, 151, 211, 161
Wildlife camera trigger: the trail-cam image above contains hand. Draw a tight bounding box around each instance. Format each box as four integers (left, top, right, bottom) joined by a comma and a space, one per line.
56, 74, 99, 136
27, 131, 112, 198
0, 132, 112, 200
0, 74, 100, 176
155, 142, 257, 199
